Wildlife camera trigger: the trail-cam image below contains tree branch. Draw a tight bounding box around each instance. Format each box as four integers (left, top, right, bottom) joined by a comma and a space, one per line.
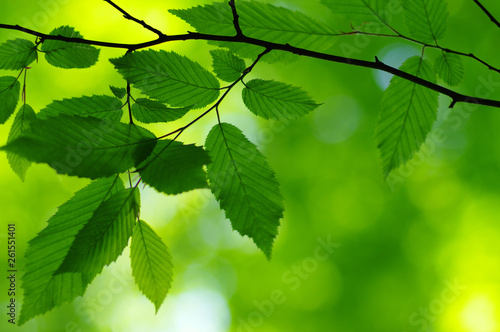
229, 0, 243, 37
339, 30, 500, 75
103, 0, 165, 37
1, 23, 499, 109
473, 0, 500, 30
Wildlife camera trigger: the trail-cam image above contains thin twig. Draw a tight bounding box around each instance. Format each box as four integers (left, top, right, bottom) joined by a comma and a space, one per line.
340, 30, 500, 75
473, 0, 500, 30
0, 24, 499, 110
103, 0, 165, 37
229, 0, 243, 37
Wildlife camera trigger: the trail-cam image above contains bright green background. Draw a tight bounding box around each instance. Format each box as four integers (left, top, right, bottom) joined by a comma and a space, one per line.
1, 0, 500, 331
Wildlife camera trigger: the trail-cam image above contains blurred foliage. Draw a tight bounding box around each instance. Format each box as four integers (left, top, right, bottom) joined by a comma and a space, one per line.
1, 0, 500, 331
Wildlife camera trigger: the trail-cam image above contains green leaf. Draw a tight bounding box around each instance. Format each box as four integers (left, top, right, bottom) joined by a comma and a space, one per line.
138, 140, 211, 195
170, 2, 338, 62
320, 0, 394, 28
110, 50, 220, 108
19, 177, 124, 325
402, 0, 448, 43
242, 79, 320, 120
210, 49, 246, 82
41, 26, 100, 69
205, 123, 284, 259
56, 188, 140, 274
132, 98, 192, 124
0, 39, 37, 70
434, 51, 464, 86
37, 95, 123, 121
7, 104, 36, 181
0, 76, 21, 124
131, 220, 173, 313
1, 114, 157, 179
110, 85, 127, 99
375, 56, 438, 177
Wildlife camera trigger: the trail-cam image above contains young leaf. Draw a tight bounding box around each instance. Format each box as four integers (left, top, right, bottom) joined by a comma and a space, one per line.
242, 79, 320, 120
41, 26, 100, 69
131, 220, 173, 313
57, 188, 140, 274
19, 177, 124, 325
375, 56, 438, 177
434, 51, 464, 86
138, 140, 211, 195
110, 50, 220, 108
402, 0, 448, 43
210, 49, 246, 82
7, 104, 36, 181
0, 76, 21, 124
205, 123, 284, 259
110, 85, 127, 99
132, 98, 192, 124
170, 2, 337, 61
2, 114, 157, 179
320, 0, 393, 28
0, 39, 37, 70
37, 95, 123, 121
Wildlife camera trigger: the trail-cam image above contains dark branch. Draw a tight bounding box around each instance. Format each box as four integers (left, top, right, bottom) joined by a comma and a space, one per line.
103, 0, 165, 37
473, 0, 500, 30
340, 30, 500, 75
1, 23, 500, 109
229, 0, 243, 37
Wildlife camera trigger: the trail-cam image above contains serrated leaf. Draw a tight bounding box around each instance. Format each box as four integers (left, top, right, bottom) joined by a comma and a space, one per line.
19, 177, 124, 325
210, 49, 246, 82
0, 39, 37, 70
320, 0, 393, 28
0, 76, 21, 124
56, 188, 140, 274
37, 95, 123, 121
205, 123, 283, 259
110, 85, 127, 99
132, 98, 192, 124
170, 2, 338, 62
1, 114, 157, 179
110, 50, 220, 108
375, 56, 438, 177
138, 140, 211, 195
242, 79, 320, 120
131, 220, 173, 313
434, 51, 464, 86
41, 26, 100, 69
402, 0, 448, 43
7, 104, 36, 181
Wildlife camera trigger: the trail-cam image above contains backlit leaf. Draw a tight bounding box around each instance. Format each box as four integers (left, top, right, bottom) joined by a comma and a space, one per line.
57, 188, 140, 274
37, 95, 124, 121
0, 39, 37, 70
41, 26, 100, 69
138, 140, 211, 195
110, 50, 220, 108
0, 76, 21, 124
210, 49, 246, 82
131, 220, 173, 313
132, 98, 191, 124
205, 123, 284, 259
243, 79, 320, 120
375, 56, 438, 177
19, 177, 124, 325
7, 104, 36, 181
1, 114, 156, 179
402, 0, 448, 43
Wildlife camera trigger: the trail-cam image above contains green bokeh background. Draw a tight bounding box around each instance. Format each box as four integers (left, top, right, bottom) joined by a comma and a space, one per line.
1, 0, 500, 331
